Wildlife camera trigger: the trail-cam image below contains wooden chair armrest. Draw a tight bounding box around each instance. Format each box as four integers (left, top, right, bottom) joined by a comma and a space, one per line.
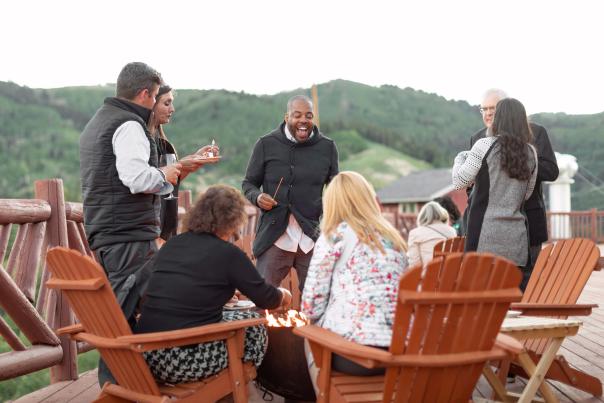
119, 317, 267, 351
294, 325, 510, 369
494, 333, 523, 355
56, 323, 85, 336
511, 303, 597, 316
294, 324, 392, 368
71, 317, 266, 352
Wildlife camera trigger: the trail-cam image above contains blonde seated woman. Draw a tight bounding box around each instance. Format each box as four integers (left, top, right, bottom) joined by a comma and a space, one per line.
407, 201, 457, 267
301, 171, 408, 388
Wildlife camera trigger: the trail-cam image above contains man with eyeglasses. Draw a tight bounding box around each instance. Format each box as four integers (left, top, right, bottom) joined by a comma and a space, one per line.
465, 88, 559, 291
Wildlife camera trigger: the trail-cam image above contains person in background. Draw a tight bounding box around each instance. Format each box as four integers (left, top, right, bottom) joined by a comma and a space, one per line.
301, 171, 408, 391
135, 185, 292, 383
407, 201, 457, 267
242, 95, 339, 290
453, 98, 538, 290
467, 88, 558, 273
433, 195, 462, 235
147, 85, 219, 241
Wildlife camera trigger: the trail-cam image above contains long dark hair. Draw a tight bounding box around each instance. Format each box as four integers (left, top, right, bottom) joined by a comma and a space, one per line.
154, 85, 173, 141
491, 98, 533, 180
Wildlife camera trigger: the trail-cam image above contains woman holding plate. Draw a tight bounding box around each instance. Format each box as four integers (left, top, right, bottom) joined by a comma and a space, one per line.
148, 85, 220, 241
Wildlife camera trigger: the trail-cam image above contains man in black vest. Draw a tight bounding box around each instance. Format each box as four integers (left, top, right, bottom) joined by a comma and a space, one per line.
80, 62, 181, 386
243, 95, 339, 291
80, 62, 181, 315
467, 88, 559, 290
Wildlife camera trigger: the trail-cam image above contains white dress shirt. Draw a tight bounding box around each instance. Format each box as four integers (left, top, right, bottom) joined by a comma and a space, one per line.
273, 125, 315, 254
112, 121, 173, 195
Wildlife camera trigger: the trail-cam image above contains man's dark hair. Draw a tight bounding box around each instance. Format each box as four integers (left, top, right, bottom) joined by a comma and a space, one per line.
433, 195, 460, 222
492, 98, 533, 180
116, 62, 162, 100
185, 185, 247, 236
287, 94, 313, 113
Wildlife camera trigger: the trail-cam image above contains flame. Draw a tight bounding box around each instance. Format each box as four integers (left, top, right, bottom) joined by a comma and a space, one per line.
265, 309, 309, 327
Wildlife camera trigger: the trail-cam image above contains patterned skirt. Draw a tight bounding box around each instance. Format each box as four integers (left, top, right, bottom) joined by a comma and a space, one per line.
144, 310, 267, 383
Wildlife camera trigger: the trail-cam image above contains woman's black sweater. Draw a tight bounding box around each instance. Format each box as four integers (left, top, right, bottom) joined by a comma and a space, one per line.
135, 232, 282, 333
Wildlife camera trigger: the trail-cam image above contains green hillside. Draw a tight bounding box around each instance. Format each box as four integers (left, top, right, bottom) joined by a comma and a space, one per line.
0, 80, 602, 209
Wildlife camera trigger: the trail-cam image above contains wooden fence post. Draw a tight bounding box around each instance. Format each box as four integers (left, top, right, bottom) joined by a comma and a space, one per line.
35, 179, 78, 382
591, 208, 597, 243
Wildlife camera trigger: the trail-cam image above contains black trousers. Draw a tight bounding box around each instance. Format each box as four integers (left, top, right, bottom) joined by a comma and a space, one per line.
94, 240, 158, 387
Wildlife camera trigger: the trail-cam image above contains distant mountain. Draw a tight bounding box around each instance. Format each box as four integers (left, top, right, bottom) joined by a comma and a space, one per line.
0, 80, 602, 209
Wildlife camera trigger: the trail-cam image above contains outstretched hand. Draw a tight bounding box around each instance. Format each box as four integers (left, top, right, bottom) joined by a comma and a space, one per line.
277, 287, 292, 309
177, 153, 220, 180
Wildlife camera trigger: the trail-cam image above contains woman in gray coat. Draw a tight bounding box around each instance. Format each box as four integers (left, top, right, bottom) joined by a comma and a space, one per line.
452, 98, 537, 290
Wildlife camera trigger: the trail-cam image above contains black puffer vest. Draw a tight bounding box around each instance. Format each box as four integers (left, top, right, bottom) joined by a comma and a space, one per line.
80, 97, 160, 249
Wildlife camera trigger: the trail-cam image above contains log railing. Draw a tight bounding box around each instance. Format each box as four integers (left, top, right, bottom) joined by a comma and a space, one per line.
0, 180, 247, 385
0, 180, 79, 382
382, 211, 418, 240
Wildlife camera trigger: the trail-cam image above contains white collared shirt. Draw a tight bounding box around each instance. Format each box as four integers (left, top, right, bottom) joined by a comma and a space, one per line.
112, 121, 173, 195
273, 125, 315, 254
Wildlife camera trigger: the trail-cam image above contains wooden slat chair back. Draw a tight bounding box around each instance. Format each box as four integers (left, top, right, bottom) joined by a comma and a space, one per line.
296, 252, 522, 403
46, 247, 264, 402
432, 236, 465, 259
45, 247, 161, 396
233, 204, 259, 262
523, 238, 599, 310
509, 238, 602, 396
520, 238, 599, 354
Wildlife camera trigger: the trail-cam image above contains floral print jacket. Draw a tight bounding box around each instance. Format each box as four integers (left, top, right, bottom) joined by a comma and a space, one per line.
301, 222, 408, 347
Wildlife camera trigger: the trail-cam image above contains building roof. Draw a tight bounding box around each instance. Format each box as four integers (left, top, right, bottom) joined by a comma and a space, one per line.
377, 168, 455, 203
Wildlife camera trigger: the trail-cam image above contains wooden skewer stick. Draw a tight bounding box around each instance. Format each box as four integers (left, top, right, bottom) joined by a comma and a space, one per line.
272, 177, 284, 201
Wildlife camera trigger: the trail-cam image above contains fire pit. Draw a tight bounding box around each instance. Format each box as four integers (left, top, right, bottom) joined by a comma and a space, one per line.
257, 310, 316, 402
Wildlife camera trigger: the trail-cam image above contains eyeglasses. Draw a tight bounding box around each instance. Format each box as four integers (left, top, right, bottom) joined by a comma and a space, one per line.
479, 106, 496, 114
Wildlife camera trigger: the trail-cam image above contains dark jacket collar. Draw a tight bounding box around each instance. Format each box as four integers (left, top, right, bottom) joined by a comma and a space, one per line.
104, 97, 152, 124
276, 122, 322, 147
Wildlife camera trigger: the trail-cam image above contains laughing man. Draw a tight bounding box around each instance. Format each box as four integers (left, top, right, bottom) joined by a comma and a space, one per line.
243, 95, 339, 291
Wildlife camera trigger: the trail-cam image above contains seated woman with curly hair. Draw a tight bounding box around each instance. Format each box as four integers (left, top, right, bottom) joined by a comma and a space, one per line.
135, 185, 291, 383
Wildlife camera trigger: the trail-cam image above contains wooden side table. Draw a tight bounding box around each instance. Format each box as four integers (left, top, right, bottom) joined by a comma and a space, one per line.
497, 316, 582, 403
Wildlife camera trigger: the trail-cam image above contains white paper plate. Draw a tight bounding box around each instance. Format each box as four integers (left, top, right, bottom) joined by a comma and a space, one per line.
506, 310, 522, 318
224, 300, 256, 310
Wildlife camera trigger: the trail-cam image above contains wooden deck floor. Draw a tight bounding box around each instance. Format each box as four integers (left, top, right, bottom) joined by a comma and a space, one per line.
13, 270, 604, 403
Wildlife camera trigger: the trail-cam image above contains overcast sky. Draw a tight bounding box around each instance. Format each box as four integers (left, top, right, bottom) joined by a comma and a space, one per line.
2, 0, 603, 115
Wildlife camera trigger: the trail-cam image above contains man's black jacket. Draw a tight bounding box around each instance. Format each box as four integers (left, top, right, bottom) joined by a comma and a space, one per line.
242, 123, 339, 257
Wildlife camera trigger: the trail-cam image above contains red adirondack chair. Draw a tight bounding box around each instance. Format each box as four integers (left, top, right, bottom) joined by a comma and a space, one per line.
509, 238, 601, 396
295, 252, 523, 402
46, 247, 264, 402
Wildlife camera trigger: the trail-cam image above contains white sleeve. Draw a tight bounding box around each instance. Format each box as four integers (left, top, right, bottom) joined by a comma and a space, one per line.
112, 121, 172, 194
452, 137, 494, 190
